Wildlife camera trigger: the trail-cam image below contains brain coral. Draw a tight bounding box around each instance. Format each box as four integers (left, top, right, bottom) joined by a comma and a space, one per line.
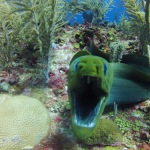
0, 94, 51, 150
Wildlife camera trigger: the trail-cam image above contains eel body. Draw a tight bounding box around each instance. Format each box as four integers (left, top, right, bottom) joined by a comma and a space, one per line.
68, 50, 150, 141
107, 62, 150, 106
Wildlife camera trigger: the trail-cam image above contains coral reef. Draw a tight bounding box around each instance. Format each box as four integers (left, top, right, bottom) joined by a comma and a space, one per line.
0, 1, 150, 148
48, 70, 67, 96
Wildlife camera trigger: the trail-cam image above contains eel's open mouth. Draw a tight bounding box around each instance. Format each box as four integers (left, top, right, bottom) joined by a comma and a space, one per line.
72, 76, 107, 128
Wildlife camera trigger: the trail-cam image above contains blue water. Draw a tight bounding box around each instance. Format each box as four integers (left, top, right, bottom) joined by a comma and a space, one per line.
105, 0, 126, 23
66, 0, 126, 25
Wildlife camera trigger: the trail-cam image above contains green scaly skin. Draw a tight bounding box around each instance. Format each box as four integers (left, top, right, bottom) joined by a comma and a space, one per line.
68, 50, 150, 143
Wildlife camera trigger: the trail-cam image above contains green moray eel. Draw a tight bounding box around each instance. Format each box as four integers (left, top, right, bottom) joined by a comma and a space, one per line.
68, 50, 150, 141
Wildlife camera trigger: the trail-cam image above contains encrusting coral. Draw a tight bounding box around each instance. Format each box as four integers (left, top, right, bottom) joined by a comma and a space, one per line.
0, 94, 51, 150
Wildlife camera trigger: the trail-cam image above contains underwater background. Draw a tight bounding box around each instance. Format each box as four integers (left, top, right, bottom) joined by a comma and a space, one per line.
68, 0, 125, 25
0, 0, 150, 150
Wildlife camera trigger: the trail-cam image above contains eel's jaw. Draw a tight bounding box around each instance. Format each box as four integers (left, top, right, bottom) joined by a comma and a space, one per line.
71, 76, 107, 139
73, 95, 106, 128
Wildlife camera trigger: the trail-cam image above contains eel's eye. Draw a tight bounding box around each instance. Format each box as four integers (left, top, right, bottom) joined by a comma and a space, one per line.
103, 63, 107, 75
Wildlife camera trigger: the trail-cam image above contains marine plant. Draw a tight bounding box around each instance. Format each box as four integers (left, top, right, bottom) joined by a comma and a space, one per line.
8, 0, 67, 82
0, 0, 72, 84
81, 0, 114, 25
0, 0, 23, 69
0, 0, 114, 83
124, 0, 150, 54
117, 15, 131, 36
66, 0, 114, 25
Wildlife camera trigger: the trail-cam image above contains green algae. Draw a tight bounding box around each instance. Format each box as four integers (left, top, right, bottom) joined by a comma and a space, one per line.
104, 146, 121, 150
83, 118, 122, 145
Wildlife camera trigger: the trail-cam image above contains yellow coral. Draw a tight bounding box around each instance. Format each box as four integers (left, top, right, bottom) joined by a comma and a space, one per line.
0, 94, 51, 150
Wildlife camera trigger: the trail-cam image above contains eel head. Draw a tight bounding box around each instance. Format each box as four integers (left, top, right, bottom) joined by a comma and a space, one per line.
68, 51, 113, 140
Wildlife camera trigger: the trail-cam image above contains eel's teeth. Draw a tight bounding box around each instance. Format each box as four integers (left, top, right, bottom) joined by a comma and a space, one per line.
87, 76, 90, 84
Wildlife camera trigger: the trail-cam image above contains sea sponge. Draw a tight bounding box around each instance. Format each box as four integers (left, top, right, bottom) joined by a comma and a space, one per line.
0, 94, 51, 150
83, 118, 122, 145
